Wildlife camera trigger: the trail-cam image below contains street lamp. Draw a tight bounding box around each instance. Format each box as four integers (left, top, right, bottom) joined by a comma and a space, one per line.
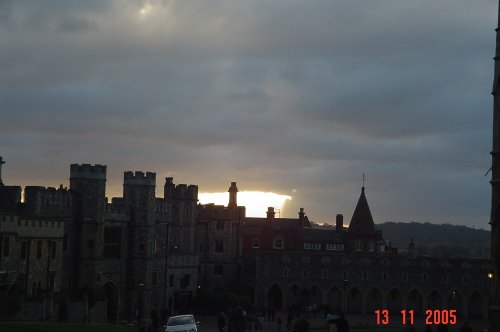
138, 282, 145, 332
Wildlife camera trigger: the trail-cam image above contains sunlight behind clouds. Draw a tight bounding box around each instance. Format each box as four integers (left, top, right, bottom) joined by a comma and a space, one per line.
198, 191, 292, 217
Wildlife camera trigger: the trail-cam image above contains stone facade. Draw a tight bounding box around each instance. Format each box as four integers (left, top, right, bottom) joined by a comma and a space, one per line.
0, 161, 199, 324
0, 159, 493, 324
198, 185, 492, 320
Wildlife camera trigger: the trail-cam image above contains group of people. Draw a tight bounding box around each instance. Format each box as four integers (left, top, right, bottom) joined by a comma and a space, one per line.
218, 307, 248, 332
217, 308, 350, 332
218, 310, 476, 332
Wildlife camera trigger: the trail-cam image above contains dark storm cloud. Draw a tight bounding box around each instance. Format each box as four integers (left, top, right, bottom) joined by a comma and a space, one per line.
0, 0, 496, 228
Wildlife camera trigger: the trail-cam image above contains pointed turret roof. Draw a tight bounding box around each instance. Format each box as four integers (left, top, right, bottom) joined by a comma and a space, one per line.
348, 187, 375, 234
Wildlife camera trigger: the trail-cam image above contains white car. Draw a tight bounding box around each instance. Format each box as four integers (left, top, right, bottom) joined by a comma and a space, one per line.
164, 314, 199, 332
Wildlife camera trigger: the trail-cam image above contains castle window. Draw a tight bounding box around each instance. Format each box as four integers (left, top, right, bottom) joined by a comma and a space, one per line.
2, 237, 10, 257
422, 273, 428, 283
463, 275, 469, 284
36, 240, 42, 259
152, 236, 157, 253
343, 271, 349, 280
303, 269, 309, 279
216, 221, 224, 231
304, 243, 321, 250
273, 236, 284, 250
169, 275, 174, 287
382, 272, 388, 281
327, 243, 343, 251
87, 240, 94, 250
152, 272, 158, 287
368, 242, 375, 252
180, 274, 191, 289
443, 274, 449, 283
20, 241, 27, 260
51, 241, 56, 259
18, 273, 26, 288
214, 264, 224, 275
215, 240, 224, 253
252, 239, 260, 248
402, 272, 408, 282
322, 269, 328, 279
49, 272, 55, 291
362, 271, 368, 281
355, 242, 363, 251
63, 234, 68, 252
103, 227, 121, 258
283, 267, 289, 278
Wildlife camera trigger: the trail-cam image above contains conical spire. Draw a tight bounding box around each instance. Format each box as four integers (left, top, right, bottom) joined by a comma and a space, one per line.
348, 186, 375, 234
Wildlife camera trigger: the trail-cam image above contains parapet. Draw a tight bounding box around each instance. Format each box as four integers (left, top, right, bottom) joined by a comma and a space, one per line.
174, 184, 198, 199
24, 185, 72, 216
164, 178, 198, 200
124, 171, 156, 186
70, 164, 107, 180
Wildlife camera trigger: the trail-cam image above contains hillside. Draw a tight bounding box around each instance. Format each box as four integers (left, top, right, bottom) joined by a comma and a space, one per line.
376, 222, 490, 259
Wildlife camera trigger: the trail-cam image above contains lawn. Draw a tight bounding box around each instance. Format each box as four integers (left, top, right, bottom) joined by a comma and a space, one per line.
0, 323, 136, 332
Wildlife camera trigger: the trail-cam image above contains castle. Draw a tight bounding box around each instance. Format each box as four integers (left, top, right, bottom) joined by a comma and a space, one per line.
0, 158, 492, 324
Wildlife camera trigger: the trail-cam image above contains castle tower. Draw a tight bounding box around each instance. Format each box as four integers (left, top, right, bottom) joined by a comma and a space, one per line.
123, 171, 156, 224
490, 1, 500, 328
68, 163, 107, 289
123, 171, 156, 319
228, 182, 238, 208
164, 178, 198, 253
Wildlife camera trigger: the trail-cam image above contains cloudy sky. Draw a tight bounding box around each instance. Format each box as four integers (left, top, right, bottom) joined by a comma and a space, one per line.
1, 0, 497, 228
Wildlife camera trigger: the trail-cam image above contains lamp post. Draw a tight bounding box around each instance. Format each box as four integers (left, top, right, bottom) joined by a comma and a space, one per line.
138, 282, 144, 332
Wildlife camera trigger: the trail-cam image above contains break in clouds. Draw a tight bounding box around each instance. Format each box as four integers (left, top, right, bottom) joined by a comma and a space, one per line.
0, 0, 497, 228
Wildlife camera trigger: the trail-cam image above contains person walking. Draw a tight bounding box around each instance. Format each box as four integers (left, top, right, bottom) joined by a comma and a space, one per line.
218, 312, 227, 332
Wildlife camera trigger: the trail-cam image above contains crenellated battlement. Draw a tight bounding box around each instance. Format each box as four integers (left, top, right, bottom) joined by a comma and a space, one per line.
70, 164, 107, 180
24, 185, 72, 216
164, 179, 198, 200
124, 171, 156, 186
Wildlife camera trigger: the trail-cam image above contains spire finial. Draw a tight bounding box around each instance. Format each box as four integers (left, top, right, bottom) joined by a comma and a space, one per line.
361, 173, 366, 192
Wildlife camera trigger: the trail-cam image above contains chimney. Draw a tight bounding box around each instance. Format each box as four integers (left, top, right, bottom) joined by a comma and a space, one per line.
336, 214, 343, 233
298, 208, 305, 220
228, 182, 238, 208
267, 207, 275, 220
